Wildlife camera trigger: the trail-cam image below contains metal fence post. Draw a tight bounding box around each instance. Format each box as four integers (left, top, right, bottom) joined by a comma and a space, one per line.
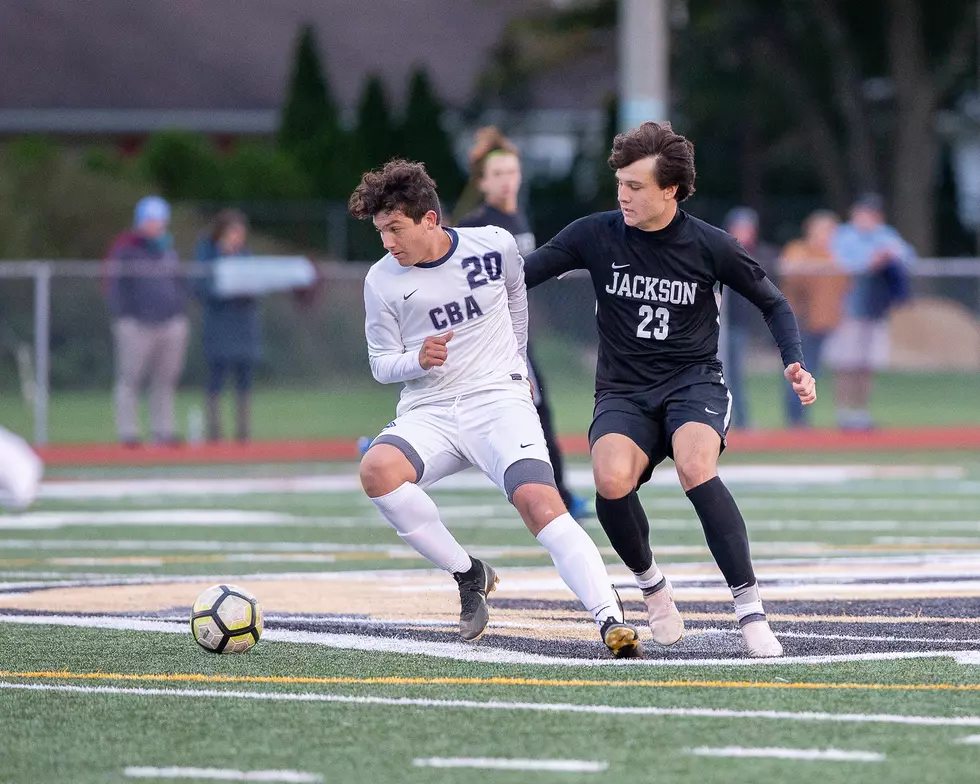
33, 261, 51, 445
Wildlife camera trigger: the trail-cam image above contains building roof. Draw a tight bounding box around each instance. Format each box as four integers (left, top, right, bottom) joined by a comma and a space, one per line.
0, 0, 602, 113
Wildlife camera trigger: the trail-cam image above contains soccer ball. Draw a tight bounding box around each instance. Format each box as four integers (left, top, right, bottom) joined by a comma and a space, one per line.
191, 584, 264, 654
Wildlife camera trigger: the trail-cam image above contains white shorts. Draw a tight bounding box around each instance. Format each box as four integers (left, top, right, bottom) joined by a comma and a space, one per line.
371, 387, 555, 501
825, 318, 890, 371
0, 426, 44, 510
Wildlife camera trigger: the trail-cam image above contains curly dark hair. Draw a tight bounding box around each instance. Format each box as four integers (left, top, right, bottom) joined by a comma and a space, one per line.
607, 121, 696, 202
348, 159, 442, 223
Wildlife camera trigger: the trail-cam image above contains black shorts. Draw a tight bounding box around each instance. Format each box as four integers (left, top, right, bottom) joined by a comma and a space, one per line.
588, 364, 731, 487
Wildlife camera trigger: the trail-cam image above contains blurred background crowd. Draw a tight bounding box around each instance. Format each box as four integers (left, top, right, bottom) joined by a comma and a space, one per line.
0, 0, 977, 446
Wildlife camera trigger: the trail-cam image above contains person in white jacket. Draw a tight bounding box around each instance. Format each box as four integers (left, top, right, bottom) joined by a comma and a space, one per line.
350, 159, 640, 658
0, 426, 43, 511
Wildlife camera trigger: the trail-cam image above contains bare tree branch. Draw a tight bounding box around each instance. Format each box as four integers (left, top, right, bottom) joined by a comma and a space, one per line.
751, 35, 850, 212
810, 2, 879, 191
935, 2, 977, 95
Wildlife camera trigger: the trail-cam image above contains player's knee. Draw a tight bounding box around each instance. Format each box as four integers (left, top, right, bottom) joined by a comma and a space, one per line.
359, 446, 415, 497
511, 483, 564, 532
593, 465, 636, 500
674, 454, 717, 491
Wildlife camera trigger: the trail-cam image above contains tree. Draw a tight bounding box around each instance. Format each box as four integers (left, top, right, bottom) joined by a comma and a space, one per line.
399, 68, 465, 203
693, 0, 977, 253
356, 74, 398, 169
279, 25, 340, 152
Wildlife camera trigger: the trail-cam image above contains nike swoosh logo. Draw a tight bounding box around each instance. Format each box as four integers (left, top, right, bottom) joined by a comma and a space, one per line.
705, 408, 719, 415
403, 289, 418, 300
611, 263, 630, 269
520, 443, 535, 448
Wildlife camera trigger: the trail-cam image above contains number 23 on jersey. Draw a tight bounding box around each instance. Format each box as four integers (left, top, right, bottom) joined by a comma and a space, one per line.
637, 305, 669, 340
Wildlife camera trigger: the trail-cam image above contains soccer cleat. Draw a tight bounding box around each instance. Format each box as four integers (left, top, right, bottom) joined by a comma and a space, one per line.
740, 618, 783, 658
600, 617, 642, 659
452, 558, 498, 642
599, 586, 641, 659
642, 577, 685, 646
567, 494, 593, 521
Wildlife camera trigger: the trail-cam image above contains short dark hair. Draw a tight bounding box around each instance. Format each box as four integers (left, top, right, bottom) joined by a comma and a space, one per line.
607, 121, 696, 202
348, 159, 442, 223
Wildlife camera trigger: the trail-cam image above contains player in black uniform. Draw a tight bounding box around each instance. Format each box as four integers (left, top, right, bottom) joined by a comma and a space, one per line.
525, 122, 816, 658
455, 127, 589, 520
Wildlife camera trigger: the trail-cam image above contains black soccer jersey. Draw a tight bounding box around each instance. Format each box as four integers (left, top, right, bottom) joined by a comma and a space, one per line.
525, 209, 803, 393
456, 204, 537, 257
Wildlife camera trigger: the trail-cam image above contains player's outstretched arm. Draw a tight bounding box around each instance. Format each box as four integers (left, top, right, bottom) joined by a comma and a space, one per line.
784, 362, 816, 406
524, 216, 592, 289
497, 229, 529, 367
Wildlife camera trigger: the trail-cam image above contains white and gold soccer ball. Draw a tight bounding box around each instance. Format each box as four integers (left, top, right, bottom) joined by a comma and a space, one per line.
191, 584, 264, 654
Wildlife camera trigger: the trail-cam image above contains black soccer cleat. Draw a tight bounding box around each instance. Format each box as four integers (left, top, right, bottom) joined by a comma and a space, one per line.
600, 616, 642, 659
600, 586, 642, 659
452, 558, 499, 642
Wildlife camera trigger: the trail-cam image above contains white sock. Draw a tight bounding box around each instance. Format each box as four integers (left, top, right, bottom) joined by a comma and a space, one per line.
732, 581, 766, 624
633, 562, 665, 592
536, 513, 622, 626
370, 482, 471, 574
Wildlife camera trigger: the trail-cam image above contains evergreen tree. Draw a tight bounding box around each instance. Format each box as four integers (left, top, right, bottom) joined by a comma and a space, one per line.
279, 25, 339, 152
356, 74, 397, 169
399, 68, 465, 204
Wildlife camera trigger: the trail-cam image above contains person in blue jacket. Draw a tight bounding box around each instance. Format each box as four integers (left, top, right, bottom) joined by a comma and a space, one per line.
194, 210, 260, 442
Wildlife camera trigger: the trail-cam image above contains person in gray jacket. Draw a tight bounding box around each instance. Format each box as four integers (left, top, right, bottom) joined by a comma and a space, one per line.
106, 196, 188, 446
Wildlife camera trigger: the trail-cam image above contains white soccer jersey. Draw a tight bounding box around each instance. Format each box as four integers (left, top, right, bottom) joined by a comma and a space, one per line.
363, 226, 529, 415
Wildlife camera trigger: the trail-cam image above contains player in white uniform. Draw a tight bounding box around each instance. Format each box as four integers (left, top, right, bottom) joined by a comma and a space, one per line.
0, 426, 43, 510
351, 159, 641, 657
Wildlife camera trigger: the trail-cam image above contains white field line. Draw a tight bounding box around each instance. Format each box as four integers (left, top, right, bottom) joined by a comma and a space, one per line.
124, 767, 322, 782
0, 510, 303, 530
6, 682, 980, 728
412, 757, 608, 772
35, 464, 966, 500
4, 537, 980, 557
956, 735, 980, 744
2, 613, 980, 668
685, 747, 884, 762
5, 514, 980, 533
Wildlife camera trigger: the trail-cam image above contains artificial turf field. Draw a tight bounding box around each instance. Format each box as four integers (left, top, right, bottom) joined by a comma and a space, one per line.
2, 455, 980, 783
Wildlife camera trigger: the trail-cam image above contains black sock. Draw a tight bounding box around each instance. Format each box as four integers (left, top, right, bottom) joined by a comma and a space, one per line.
594, 491, 653, 574
686, 476, 755, 589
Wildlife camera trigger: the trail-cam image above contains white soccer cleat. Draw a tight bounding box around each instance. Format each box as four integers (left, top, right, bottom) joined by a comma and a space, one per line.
740, 619, 783, 658
642, 578, 685, 646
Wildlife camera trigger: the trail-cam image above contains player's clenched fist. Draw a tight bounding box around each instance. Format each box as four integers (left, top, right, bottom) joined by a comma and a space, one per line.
784, 362, 816, 406
419, 331, 454, 369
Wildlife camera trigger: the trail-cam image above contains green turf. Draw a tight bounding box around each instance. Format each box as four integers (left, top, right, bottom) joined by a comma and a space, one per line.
3, 625, 980, 784
0, 371, 976, 443
4, 459, 980, 783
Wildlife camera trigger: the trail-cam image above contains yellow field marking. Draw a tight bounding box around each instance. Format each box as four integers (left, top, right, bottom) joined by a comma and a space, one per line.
2, 670, 979, 693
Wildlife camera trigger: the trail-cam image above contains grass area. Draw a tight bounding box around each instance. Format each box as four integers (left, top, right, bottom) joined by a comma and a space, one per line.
3, 626, 980, 783
0, 371, 976, 444
4, 459, 980, 782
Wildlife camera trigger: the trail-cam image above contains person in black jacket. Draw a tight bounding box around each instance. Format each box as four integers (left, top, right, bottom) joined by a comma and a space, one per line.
455, 127, 589, 520
525, 122, 816, 658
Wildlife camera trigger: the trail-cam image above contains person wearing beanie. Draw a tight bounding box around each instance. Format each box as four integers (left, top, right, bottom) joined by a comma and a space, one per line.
105, 196, 189, 446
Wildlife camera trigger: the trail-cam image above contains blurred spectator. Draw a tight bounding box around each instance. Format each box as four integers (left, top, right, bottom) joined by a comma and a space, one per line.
194, 210, 260, 443
828, 193, 915, 430
778, 210, 850, 427
106, 196, 188, 446
721, 207, 778, 428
